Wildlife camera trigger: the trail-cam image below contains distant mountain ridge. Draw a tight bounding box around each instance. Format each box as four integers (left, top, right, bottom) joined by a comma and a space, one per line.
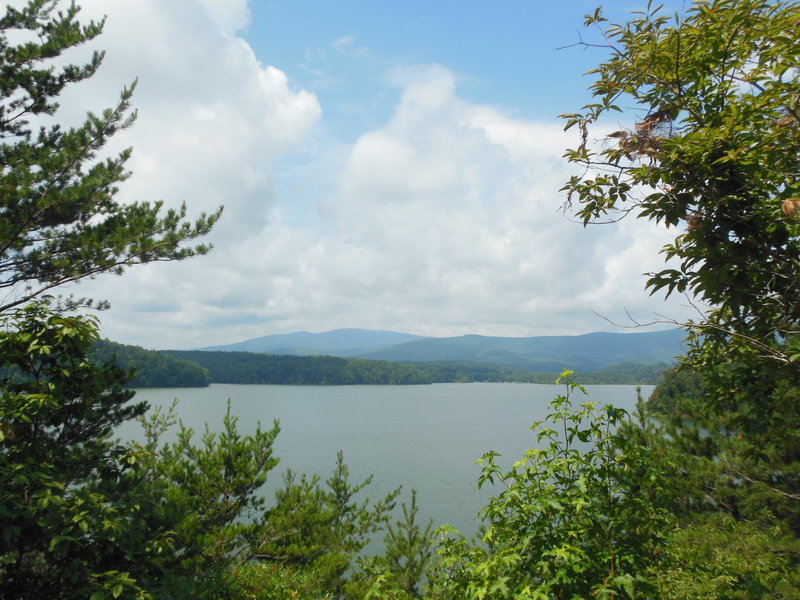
199, 328, 686, 373
199, 328, 425, 357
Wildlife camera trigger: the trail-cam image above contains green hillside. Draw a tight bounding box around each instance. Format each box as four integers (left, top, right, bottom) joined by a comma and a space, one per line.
91, 334, 677, 388
359, 328, 685, 370
164, 351, 435, 384
92, 340, 211, 388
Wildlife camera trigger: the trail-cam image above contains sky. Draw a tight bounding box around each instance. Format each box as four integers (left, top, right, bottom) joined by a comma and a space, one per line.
45, 0, 697, 350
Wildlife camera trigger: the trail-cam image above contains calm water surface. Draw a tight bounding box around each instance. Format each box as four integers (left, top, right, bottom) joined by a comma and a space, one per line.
120, 383, 652, 537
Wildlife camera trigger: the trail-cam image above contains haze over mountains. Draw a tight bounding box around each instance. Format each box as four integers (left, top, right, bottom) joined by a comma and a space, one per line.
200, 328, 686, 373
201, 329, 423, 357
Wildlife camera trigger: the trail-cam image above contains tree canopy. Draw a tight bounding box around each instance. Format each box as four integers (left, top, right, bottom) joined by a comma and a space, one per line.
555, 1, 800, 596
389, 2, 800, 597
562, 0, 800, 520
0, 303, 148, 599
561, 0, 799, 363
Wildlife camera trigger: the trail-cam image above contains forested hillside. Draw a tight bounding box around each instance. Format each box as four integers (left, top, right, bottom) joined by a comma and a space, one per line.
164, 351, 435, 385
92, 340, 669, 387
163, 350, 669, 385
358, 328, 684, 370
93, 340, 211, 387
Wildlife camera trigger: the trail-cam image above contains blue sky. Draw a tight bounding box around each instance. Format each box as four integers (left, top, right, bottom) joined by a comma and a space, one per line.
53, 0, 695, 349
246, 2, 601, 124
243, 1, 690, 125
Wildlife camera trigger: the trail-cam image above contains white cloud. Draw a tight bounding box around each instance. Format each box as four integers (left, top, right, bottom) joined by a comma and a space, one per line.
96, 5, 315, 234
196, 0, 250, 33
49, 7, 691, 349
51, 0, 320, 345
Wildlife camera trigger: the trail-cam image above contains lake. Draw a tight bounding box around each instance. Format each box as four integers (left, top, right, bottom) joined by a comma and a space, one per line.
119, 382, 652, 539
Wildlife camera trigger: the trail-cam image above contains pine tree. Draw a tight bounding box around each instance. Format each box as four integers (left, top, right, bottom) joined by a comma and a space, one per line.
381, 490, 434, 598
0, 0, 221, 313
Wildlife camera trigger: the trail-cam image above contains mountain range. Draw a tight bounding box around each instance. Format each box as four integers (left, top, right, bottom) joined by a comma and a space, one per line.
200, 327, 686, 373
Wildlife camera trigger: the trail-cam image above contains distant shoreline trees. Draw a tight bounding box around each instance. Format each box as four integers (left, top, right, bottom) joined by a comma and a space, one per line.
93, 341, 669, 387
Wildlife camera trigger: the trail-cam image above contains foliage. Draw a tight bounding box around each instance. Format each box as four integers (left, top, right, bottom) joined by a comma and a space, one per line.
92, 340, 211, 388
356, 489, 435, 599
431, 371, 670, 599
563, 0, 800, 548
121, 401, 280, 598
377, 489, 435, 597
260, 451, 399, 598
225, 560, 338, 600
562, 0, 800, 431
644, 367, 800, 541
562, 0, 799, 333
645, 366, 704, 416
0, 303, 148, 599
0, 0, 220, 313
654, 513, 800, 599
0, 315, 282, 599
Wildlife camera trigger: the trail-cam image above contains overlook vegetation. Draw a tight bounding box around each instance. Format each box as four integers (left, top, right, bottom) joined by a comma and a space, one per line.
1, 1, 799, 599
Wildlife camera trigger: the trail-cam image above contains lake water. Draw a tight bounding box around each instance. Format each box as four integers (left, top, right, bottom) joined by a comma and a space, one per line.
119, 382, 651, 538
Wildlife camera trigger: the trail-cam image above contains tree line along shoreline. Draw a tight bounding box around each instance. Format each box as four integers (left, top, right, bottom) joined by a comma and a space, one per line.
91, 339, 670, 387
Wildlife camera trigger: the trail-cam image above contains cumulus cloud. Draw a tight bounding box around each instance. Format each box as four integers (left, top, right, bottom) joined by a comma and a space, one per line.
67, 0, 320, 235
51, 5, 691, 349
299, 65, 691, 339
196, 0, 250, 33
54, 0, 321, 345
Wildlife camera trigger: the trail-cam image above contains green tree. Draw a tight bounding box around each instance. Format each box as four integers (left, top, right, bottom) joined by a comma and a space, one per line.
121, 401, 281, 598
628, 367, 800, 597
378, 489, 434, 598
561, 1, 800, 596
0, 303, 148, 600
430, 372, 670, 599
0, 1, 222, 596
0, 0, 221, 313
260, 451, 399, 599
354, 489, 435, 600
561, 0, 800, 525
0, 305, 284, 600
